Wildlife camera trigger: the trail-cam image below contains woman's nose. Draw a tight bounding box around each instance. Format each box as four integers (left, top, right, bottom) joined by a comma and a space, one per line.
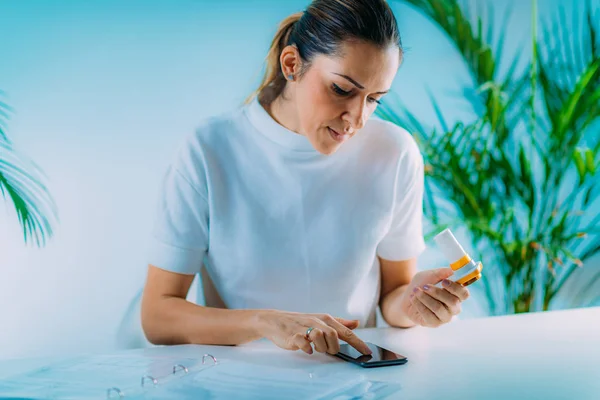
342, 100, 367, 132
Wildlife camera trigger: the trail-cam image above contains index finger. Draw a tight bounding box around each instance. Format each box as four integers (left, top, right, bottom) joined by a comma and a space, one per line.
326, 317, 372, 355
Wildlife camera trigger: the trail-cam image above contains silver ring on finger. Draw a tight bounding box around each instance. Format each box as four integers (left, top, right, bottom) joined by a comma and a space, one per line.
305, 327, 315, 341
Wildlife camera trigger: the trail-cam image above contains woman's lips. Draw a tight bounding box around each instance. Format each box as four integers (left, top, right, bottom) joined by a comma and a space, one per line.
328, 127, 348, 143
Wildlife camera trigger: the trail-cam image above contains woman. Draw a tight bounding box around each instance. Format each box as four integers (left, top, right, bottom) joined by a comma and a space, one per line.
141, 0, 469, 357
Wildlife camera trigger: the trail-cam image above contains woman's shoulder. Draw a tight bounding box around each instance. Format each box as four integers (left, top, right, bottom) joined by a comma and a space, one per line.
181, 105, 248, 151
356, 118, 424, 187
169, 106, 245, 172
360, 117, 423, 162
189, 106, 246, 146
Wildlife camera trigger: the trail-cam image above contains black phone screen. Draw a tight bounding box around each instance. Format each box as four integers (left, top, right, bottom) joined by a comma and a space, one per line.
335, 342, 407, 366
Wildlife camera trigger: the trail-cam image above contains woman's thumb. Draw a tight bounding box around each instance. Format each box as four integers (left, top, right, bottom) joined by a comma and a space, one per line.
435, 267, 454, 281
421, 267, 454, 284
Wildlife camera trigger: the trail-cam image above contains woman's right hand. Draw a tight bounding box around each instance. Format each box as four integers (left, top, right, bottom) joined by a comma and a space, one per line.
255, 310, 372, 356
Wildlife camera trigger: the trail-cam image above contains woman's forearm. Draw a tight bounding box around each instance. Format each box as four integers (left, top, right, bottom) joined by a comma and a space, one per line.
141, 295, 265, 346
380, 284, 417, 328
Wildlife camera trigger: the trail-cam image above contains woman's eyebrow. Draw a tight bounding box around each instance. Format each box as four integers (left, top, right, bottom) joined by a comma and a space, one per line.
333, 73, 389, 94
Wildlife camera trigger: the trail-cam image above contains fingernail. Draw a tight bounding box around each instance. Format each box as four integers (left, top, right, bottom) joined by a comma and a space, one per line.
442, 279, 450, 287
409, 293, 415, 298
413, 287, 419, 293
423, 285, 430, 291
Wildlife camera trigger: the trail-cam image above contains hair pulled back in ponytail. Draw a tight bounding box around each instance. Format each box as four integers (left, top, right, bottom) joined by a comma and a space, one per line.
249, 12, 302, 105
247, 0, 402, 105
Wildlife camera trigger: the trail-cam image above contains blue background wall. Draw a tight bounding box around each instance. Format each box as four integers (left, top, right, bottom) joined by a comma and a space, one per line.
0, 0, 594, 359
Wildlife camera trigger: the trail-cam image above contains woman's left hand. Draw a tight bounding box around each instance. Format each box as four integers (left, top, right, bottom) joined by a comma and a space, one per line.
400, 267, 470, 328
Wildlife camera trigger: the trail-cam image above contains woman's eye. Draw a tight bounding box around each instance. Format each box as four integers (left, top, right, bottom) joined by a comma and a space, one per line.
332, 83, 351, 96
332, 83, 381, 105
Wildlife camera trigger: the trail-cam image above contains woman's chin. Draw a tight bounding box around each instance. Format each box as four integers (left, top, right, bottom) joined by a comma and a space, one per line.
320, 147, 338, 155
314, 140, 340, 155
308, 131, 343, 155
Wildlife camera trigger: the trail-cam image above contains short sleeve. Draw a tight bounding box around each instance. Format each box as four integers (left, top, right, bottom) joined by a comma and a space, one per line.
376, 143, 427, 261
147, 165, 209, 275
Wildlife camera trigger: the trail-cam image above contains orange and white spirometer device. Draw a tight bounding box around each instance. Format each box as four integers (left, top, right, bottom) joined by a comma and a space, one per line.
433, 228, 483, 286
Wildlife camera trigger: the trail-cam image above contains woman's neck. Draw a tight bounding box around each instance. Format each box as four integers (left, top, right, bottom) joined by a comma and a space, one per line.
263, 94, 302, 135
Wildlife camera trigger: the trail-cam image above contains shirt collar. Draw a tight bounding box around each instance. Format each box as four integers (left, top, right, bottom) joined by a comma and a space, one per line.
245, 96, 318, 153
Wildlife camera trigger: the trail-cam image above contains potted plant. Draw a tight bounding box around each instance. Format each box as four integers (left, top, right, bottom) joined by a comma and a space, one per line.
377, 0, 599, 314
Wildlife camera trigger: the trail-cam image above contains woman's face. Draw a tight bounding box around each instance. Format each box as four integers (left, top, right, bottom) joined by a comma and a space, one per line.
294, 41, 400, 155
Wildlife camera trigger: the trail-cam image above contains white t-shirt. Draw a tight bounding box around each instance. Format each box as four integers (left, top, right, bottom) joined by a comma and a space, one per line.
148, 97, 426, 327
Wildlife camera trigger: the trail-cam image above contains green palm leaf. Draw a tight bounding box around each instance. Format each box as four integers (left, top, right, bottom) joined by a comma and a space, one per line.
0, 96, 58, 247
537, 0, 599, 146
0, 90, 12, 143
400, 0, 518, 144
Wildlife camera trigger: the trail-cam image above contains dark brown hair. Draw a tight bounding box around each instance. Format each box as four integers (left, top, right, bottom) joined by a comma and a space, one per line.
248, 0, 402, 105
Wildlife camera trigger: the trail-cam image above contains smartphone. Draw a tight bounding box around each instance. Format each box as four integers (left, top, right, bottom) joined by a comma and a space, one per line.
333, 342, 408, 368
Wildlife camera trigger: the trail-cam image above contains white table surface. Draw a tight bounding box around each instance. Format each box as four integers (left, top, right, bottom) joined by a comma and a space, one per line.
1, 306, 599, 399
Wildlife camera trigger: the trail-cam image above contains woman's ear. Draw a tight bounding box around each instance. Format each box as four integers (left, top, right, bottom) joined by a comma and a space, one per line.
279, 45, 302, 80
